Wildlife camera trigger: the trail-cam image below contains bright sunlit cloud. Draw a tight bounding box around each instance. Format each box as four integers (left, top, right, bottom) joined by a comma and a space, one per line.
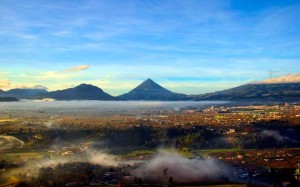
255, 73, 300, 84
64, 65, 90, 72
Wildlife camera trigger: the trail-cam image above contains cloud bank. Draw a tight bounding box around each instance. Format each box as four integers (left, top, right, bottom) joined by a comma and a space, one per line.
0, 80, 48, 91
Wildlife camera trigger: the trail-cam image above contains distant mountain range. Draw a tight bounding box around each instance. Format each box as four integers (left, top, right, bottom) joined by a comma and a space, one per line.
4, 88, 47, 99
0, 88, 47, 99
117, 79, 188, 100
195, 82, 300, 101
0, 79, 299, 101
36, 84, 114, 100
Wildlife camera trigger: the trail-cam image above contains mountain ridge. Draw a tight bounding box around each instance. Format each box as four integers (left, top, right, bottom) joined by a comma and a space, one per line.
0, 88, 47, 99
195, 82, 300, 101
1, 80, 299, 101
36, 83, 114, 100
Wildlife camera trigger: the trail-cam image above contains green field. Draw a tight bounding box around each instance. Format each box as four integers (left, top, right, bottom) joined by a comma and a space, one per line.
0, 152, 43, 161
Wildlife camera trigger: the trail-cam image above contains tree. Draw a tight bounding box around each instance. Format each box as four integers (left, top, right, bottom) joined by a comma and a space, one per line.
295, 162, 300, 182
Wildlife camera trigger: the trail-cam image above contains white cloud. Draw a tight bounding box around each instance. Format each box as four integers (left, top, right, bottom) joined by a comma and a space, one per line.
64, 65, 89, 72
21, 85, 48, 90
0, 79, 48, 91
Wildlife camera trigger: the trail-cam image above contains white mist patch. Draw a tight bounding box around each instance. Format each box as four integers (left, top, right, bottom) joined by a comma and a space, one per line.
36, 158, 72, 168
88, 150, 119, 167
259, 130, 298, 143
6, 149, 121, 179
0, 100, 228, 115
0, 135, 24, 151
259, 130, 285, 141
35, 150, 119, 168
132, 151, 233, 183
33, 98, 56, 102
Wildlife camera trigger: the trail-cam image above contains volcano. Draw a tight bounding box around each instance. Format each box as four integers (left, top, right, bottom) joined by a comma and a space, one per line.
117, 79, 188, 100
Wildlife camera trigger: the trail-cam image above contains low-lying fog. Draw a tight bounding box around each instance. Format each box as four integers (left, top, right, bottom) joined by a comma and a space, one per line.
0, 100, 229, 115
132, 151, 233, 182
3, 147, 234, 183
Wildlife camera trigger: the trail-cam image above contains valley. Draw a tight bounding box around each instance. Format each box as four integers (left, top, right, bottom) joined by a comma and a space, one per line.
0, 101, 299, 186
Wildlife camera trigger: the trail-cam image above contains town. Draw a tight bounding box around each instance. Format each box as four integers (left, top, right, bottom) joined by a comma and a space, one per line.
0, 102, 299, 186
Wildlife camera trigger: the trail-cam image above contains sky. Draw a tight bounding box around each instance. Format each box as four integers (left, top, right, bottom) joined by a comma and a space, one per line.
0, 0, 300, 95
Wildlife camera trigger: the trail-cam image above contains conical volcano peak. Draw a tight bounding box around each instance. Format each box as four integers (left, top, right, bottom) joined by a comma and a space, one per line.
117, 78, 189, 100
144, 78, 154, 83
135, 79, 165, 90
77, 83, 91, 88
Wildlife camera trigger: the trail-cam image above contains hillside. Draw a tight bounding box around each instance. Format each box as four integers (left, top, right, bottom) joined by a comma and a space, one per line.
195, 82, 300, 101
0, 97, 19, 102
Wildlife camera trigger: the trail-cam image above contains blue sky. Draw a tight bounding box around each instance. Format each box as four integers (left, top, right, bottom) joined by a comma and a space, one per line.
0, 0, 299, 95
